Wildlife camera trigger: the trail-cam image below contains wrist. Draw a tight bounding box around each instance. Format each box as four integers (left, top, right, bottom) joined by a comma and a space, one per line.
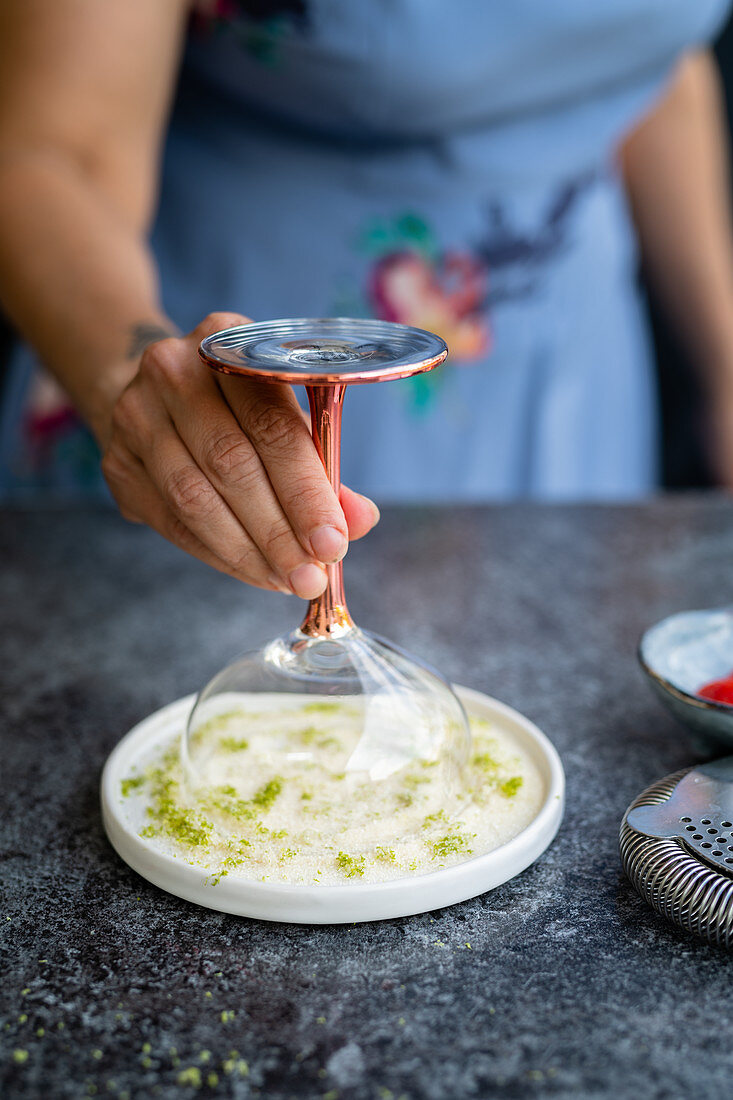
85, 318, 178, 447
82, 360, 135, 448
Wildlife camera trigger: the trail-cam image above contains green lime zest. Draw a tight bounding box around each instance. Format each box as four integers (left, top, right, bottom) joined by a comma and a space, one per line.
176, 1066, 201, 1087
471, 752, 499, 774
121, 775, 145, 797
431, 834, 473, 859
422, 809, 448, 829
141, 767, 212, 848
210, 855, 245, 886
336, 851, 366, 877
251, 777, 284, 809
219, 736, 249, 751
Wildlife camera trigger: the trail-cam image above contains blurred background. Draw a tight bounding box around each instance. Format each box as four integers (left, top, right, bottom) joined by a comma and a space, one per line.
3, 6, 733, 495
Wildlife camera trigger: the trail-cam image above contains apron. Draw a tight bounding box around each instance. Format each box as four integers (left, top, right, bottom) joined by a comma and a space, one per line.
0, 0, 727, 500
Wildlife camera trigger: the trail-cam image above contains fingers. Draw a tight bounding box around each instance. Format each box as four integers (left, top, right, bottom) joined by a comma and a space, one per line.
102, 444, 286, 591
105, 428, 282, 591
293, 403, 381, 540
110, 364, 328, 596
183, 313, 350, 579
156, 357, 335, 596
220, 375, 351, 561
191, 311, 255, 339
340, 485, 380, 541
189, 316, 381, 556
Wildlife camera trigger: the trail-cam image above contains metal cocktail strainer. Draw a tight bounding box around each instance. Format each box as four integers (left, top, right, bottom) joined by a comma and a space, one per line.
620, 757, 733, 947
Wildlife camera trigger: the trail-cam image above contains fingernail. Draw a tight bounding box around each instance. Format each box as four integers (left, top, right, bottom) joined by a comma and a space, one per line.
310, 525, 348, 563
268, 574, 293, 595
289, 563, 328, 600
361, 495, 381, 526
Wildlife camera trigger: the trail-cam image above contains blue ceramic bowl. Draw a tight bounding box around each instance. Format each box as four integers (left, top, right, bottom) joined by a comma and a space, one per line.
639, 608, 733, 755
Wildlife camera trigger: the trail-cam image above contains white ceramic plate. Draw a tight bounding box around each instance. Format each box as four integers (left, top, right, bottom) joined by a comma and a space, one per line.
101, 686, 564, 924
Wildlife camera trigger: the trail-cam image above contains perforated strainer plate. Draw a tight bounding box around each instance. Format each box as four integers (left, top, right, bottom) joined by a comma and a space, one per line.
621, 761, 733, 947
627, 759, 733, 870
677, 814, 733, 865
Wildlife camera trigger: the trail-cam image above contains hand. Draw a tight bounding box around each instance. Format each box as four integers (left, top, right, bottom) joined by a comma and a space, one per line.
99, 312, 380, 596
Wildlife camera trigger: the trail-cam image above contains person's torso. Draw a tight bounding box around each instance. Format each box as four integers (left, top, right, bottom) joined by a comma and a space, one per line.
185, 0, 726, 176
2, 0, 728, 501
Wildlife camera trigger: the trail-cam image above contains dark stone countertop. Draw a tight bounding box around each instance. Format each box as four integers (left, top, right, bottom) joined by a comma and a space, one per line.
3, 497, 733, 1100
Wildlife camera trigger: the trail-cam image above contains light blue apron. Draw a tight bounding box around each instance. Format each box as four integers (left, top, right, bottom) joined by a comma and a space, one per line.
0, 0, 727, 501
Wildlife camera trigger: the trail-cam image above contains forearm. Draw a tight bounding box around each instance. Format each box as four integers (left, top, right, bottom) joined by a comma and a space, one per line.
0, 149, 175, 443
621, 51, 733, 390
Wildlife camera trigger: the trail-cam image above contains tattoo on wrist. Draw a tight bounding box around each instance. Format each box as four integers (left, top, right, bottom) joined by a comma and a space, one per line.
126, 321, 177, 359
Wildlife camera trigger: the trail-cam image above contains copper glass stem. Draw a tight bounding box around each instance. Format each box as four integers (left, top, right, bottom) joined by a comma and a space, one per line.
299, 384, 355, 638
